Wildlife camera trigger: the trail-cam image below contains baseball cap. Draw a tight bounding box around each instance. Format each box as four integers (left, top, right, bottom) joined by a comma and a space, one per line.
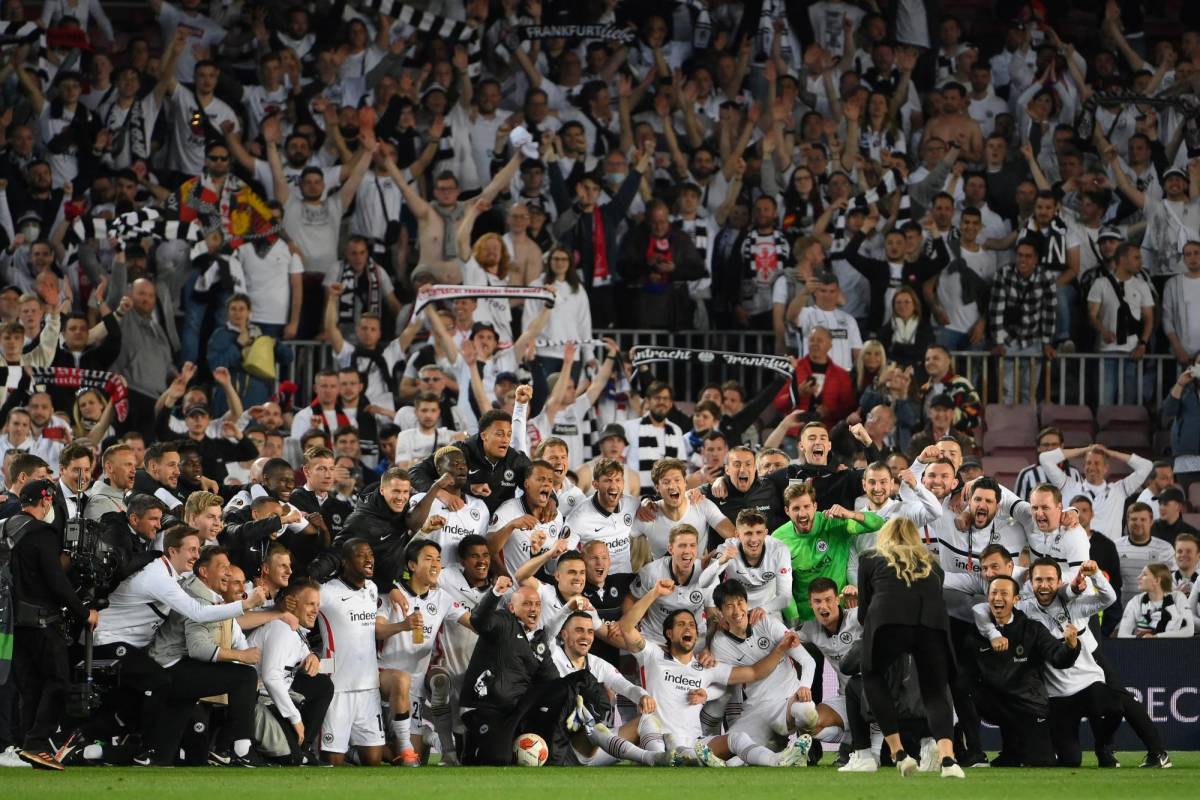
1163, 167, 1187, 182
19, 479, 56, 507
494, 371, 519, 385
1097, 226, 1124, 242
960, 456, 983, 471
929, 394, 956, 410
816, 271, 839, 286
469, 321, 498, 338
1159, 487, 1186, 506
598, 423, 629, 445
184, 404, 211, 417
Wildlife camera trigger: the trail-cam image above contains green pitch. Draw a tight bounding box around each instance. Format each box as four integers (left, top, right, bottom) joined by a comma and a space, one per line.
4, 752, 1196, 799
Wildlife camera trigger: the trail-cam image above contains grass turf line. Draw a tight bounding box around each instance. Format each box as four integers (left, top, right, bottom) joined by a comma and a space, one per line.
2, 751, 1195, 799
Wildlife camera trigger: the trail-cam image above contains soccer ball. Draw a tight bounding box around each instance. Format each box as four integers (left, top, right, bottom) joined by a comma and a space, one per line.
513, 733, 548, 766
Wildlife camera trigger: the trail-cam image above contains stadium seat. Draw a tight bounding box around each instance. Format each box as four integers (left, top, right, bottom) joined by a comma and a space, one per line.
1096, 429, 1151, 454
1061, 428, 1093, 448
1184, 513, 1200, 531
984, 446, 1035, 460
982, 456, 1028, 476
1189, 483, 1200, 512
995, 471, 1020, 490
985, 404, 1038, 434
1041, 404, 1095, 433
1097, 405, 1150, 431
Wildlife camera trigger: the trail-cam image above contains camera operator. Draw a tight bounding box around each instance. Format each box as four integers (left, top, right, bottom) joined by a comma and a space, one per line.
52, 444, 95, 537
92, 524, 268, 766
85, 444, 139, 521
7, 480, 97, 770
0, 454, 51, 521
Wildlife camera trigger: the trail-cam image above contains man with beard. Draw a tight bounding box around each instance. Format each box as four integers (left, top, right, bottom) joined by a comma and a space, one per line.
633, 458, 734, 558
1038, 444, 1153, 540
619, 578, 801, 765
940, 477, 1026, 575
318, 540, 415, 766
133, 440, 184, 515
283, 447, 341, 572
566, 457, 641, 576
326, 303, 403, 412
488, 460, 574, 580
227, 121, 346, 202
379, 539, 471, 766
848, 464, 944, 583
772, 483, 883, 623
575, 425, 640, 497
621, 382, 686, 498
624, 525, 724, 646
410, 410, 530, 513
427, 535, 493, 765
337, 467, 413, 589
968, 574, 1081, 767
222, 460, 315, 575
409, 447, 489, 566
701, 446, 787, 532
973, 560, 1126, 768
716, 510, 794, 621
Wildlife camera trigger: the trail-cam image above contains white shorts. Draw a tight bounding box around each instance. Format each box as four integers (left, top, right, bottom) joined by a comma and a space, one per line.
321, 689, 386, 753
728, 702, 790, 746
821, 693, 848, 728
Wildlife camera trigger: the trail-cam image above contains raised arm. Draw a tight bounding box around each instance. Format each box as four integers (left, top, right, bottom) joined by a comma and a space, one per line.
618, 578, 674, 653
385, 152, 433, 221
337, 134, 379, 207
264, 122, 290, 205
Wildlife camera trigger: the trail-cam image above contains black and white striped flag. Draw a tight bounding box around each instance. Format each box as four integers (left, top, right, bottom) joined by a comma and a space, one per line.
348, 0, 482, 77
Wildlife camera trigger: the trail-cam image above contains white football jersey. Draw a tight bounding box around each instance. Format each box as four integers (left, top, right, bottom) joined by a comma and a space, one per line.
721, 538, 793, 613
566, 494, 641, 574
632, 498, 730, 559
710, 616, 807, 711
318, 578, 382, 692
488, 496, 574, 579
630, 557, 723, 645
557, 478, 588, 518
379, 581, 465, 671
432, 567, 489, 678
799, 611, 862, 694
409, 492, 490, 564
635, 645, 732, 743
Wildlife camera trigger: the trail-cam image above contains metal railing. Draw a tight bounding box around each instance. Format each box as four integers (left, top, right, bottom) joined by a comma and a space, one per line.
275, 333, 1182, 410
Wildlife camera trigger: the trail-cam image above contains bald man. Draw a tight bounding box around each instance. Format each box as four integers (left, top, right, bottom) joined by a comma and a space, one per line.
113, 277, 180, 429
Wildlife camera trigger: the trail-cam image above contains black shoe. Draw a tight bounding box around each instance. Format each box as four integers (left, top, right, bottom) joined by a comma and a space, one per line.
208, 749, 257, 768
131, 749, 157, 767
1096, 749, 1120, 768
990, 753, 1022, 768
959, 750, 990, 768
833, 741, 852, 768
807, 739, 823, 766
1139, 752, 1172, 769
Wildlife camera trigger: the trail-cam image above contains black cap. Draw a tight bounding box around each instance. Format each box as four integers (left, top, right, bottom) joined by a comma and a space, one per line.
1159, 487, 1186, 506
184, 404, 211, 417
929, 394, 956, 409
1097, 226, 1124, 242
816, 270, 839, 285
960, 456, 983, 470
19, 479, 56, 507
469, 321, 498, 338
598, 423, 629, 445
494, 371, 519, 385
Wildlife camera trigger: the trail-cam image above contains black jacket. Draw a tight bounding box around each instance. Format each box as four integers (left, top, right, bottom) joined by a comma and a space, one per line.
287, 488, 352, 573
7, 513, 88, 623
218, 508, 285, 577
410, 434, 530, 513
969, 607, 1080, 716
132, 470, 184, 516
461, 585, 559, 713
336, 489, 411, 592
785, 462, 865, 511
857, 552, 952, 671
51, 312, 123, 371
1089, 531, 1123, 636
154, 410, 259, 484
702, 472, 788, 541
844, 231, 949, 336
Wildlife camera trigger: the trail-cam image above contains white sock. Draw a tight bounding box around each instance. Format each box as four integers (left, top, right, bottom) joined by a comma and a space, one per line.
428, 673, 457, 758
789, 701, 818, 730
83, 744, 103, 761
870, 726, 884, 758
588, 723, 665, 766
816, 725, 844, 743
856, 748, 873, 759
728, 731, 779, 767
233, 739, 251, 757
700, 709, 724, 736
392, 712, 412, 749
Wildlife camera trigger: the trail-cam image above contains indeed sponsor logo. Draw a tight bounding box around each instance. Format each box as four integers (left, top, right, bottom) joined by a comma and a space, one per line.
350, 610, 376, 622
663, 672, 703, 688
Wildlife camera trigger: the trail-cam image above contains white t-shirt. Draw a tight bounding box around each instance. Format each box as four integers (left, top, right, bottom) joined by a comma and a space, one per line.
379, 583, 464, 671
632, 499, 730, 560
433, 568, 489, 678
167, 85, 240, 175
317, 578, 382, 692
530, 395, 593, 471
394, 427, 457, 467
158, 3, 228, 82
408, 492, 490, 564
721, 538, 793, 613
488, 495, 572, 579
630, 556, 721, 644
236, 240, 303, 325
1086, 272, 1155, 352
710, 616, 806, 712
793, 306, 863, 369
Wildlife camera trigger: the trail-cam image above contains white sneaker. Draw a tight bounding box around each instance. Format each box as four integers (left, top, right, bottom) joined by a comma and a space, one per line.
775, 734, 812, 767
837, 751, 879, 773
941, 762, 965, 779
0, 746, 32, 768
896, 754, 919, 777
918, 738, 940, 772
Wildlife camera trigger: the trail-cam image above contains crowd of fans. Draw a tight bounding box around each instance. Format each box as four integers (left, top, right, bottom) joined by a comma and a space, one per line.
0, 0, 1197, 774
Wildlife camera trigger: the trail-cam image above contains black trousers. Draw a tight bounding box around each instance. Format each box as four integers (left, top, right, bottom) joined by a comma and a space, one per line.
157, 659, 258, 764
862, 624, 955, 742
584, 283, 616, 329
91, 642, 172, 747
1048, 682, 1123, 768
269, 672, 335, 759
13, 626, 71, 752
947, 618, 984, 755
461, 680, 567, 766
974, 689, 1055, 767
844, 675, 871, 750
1092, 645, 1164, 754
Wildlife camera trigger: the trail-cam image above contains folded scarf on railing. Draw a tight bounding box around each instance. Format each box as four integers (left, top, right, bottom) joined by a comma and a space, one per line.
631, 346, 794, 377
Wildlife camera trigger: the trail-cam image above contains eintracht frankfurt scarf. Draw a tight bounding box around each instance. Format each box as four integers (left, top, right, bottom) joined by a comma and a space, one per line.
2, 366, 129, 421
630, 346, 793, 377
413, 284, 555, 317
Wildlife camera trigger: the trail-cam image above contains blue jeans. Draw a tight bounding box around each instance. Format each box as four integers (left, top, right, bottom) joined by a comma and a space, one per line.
1054, 283, 1077, 344
935, 328, 971, 350
180, 273, 229, 367
1100, 356, 1148, 405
